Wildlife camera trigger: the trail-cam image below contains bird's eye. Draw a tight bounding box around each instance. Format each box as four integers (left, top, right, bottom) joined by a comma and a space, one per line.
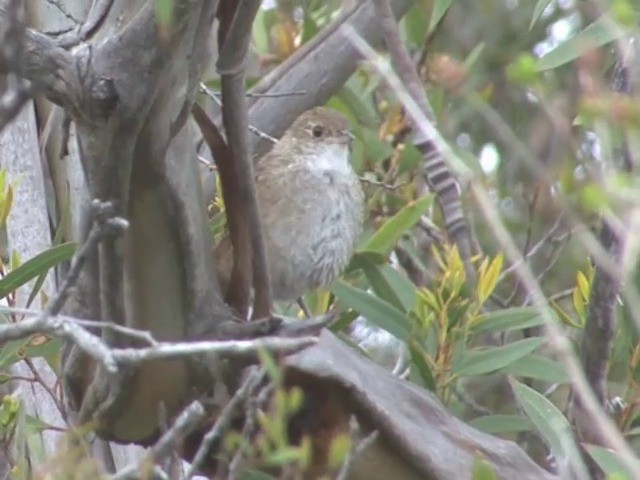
311, 125, 324, 138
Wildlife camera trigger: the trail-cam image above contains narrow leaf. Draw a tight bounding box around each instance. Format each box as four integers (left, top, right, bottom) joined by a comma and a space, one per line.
469, 414, 532, 434
428, 0, 453, 33
537, 15, 634, 71
0, 242, 76, 299
330, 280, 411, 341
529, 0, 552, 31
456, 338, 544, 377
477, 254, 503, 304
361, 262, 406, 313
27, 208, 71, 308
502, 355, 569, 383
362, 195, 432, 255
585, 444, 636, 479
471, 307, 545, 334
409, 341, 435, 391
511, 380, 588, 478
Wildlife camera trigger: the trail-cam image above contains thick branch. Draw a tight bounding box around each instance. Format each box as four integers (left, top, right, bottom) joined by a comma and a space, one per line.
0, 15, 80, 112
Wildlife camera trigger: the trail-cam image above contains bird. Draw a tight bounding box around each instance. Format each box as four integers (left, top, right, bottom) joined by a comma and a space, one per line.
214, 107, 364, 303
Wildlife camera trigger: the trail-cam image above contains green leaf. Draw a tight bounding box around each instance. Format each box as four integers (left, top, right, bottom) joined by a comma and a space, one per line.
0, 339, 25, 370
329, 309, 359, 333
360, 256, 416, 314
330, 280, 411, 342
346, 250, 388, 274
468, 414, 532, 434
585, 444, 636, 479
428, 0, 453, 34
362, 195, 432, 255
381, 265, 417, 312
471, 307, 546, 335
0, 242, 76, 299
511, 380, 588, 477
409, 341, 435, 391
529, 0, 552, 31
361, 262, 406, 313
537, 15, 635, 71
456, 338, 544, 377
27, 208, 70, 309
402, 2, 429, 48
502, 355, 569, 383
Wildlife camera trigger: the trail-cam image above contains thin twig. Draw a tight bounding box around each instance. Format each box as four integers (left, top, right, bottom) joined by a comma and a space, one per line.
22, 357, 66, 416
227, 381, 273, 478
498, 212, 567, 283
45, 0, 82, 25
53, 0, 115, 48
112, 337, 316, 365
199, 83, 278, 144
336, 419, 378, 480
111, 401, 206, 480
359, 176, 407, 191
48, 200, 127, 316
186, 368, 266, 479
0, 306, 158, 345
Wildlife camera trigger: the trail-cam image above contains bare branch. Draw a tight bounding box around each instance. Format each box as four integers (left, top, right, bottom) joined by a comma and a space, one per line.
52, 0, 115, 48
0, 313, 118, 373
192, 101, 252, 315
112, 337, 317, 365
0, 15, 80, 112
111, 401, 206, 480
49, 200, 127, 316
217, 1, 273, 319
185, 368, 266, 478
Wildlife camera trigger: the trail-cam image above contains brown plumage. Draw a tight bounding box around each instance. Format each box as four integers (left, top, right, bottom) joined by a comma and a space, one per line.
215, 107, 364, 302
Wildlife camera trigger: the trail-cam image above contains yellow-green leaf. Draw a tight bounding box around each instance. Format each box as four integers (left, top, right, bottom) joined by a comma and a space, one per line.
472, 456, 498, 480
572, 285, 586, 322
576, 271, 590, 301
477, 254, 503, 304
0, 185, 12, 227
